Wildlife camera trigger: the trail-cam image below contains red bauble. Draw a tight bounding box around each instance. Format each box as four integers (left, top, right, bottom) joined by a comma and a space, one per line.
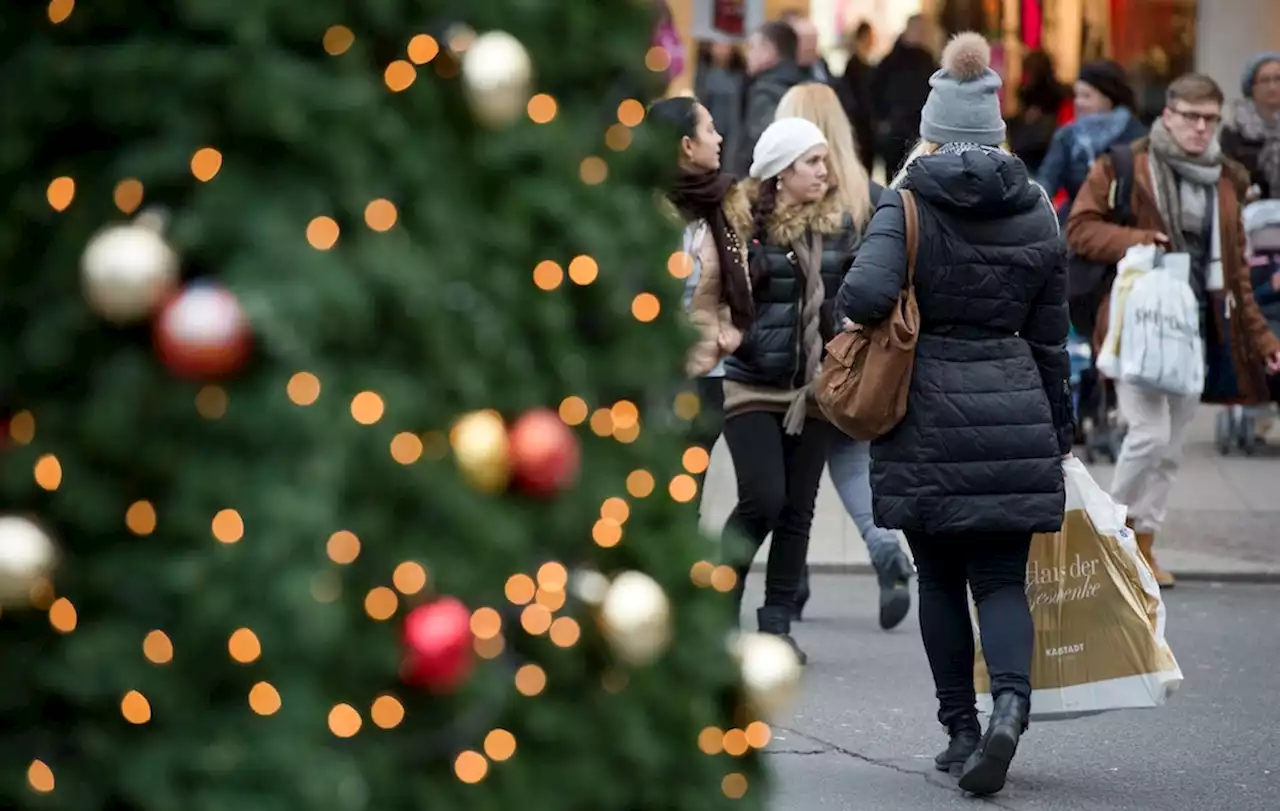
401, 597, 475, 692
508, 407, 581, 496
153, 283, 252, 380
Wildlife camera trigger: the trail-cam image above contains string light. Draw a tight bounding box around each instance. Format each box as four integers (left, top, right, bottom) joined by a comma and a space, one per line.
536, 562, 568, 591
600, 497, 630, 524
698, 726, 724, 754
625, 470, 655, 498
669, 475, 698, 503
323, 25, 355, 56
9, 410, 35, 444
617, 99, 645, 127
474, 634, 505, 659
722, 728, 749, 756
631, 293, 660, 322
605, 124, 632, 151
644, 46, 672, 72
483, 729, 517, 761
371, 695, 405, 729
327, 530, 360, 564
454, 750, 488, 783
579, 157, 607, 185
527, 94, 557, 123
533, 260, 563, 290
390, 432, 424, 464
113, 178, 144, 213
385, 60, 416, 91
392, 561, 427, 594
143, 630, 173, 664
710, 566, 737, 593
610, 401, 639, 429
407, 34, 439, 64
328, 703, 362, 737
592, 518, 622, 548
567, 255, 598, 285
228, 628, 261, 663
350, 391, 384, 424
211, 509, 244, 544
195, 385, 228, 419
514, 664, 546, 696
673, 391, 702, 419
48, 598, 76, 633
364, 199, 397, 231
519, 604, 552, 635
287, 372, 321, 405
690, 560, 714, 587
745, 721, 772, 748
548, 616, 580, 647
470, 607, 501, 640
46, 177, 74, 211
306, 216, 339, 250
26, 760, 54, 793
190, 147, 222, 181
721, 773, 749, 799
504, 574, 535, 605
48, 0, 74, 24
558, 396, 588, 425
34, 454, 61, 490
589, 409, 614, 437
125, 500, 157, 535
121, 690, 152, 724
249, 682, 281, 715
682, 447, 710, 474
364, 587, 398, 620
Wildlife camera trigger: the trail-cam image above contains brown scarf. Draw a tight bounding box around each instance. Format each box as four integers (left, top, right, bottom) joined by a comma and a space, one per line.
668, 171, 754, 329
782, 231, 826, 435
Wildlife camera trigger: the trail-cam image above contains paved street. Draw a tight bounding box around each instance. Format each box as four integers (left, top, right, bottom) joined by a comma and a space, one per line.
703, 405, 1280, 579
753, 574, 1280, 810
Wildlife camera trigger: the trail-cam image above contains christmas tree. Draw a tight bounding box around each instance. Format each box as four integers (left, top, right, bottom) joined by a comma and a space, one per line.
0, 3, 797, 809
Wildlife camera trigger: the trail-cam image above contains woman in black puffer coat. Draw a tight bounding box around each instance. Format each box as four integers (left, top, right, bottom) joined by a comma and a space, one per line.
835, 33, 1073, 797
719, 117, 859, 664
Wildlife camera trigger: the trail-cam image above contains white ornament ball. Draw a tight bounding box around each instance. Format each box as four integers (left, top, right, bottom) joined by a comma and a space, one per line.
0, 516, 57, 607
81, 217, 179, 323
570, 569, 611, 606
734, 631, 803, 720
599, 570, 672, 666
461, 31, 533, 127
153, 283, 252, 380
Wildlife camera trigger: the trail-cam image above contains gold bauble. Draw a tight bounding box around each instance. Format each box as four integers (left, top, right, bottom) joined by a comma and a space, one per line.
81, 209, 179, 324
0, 516, 57, 607
733, 631, 803, 720
449, 409, 510, 492
599, 571, 672, 666
461, 31, 533, 127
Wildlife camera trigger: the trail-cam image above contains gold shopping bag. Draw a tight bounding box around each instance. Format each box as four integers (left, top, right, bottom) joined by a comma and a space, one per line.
974, 458, 1182, 720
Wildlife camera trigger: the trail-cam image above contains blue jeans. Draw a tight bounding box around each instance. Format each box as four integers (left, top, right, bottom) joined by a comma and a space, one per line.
827, 433, 901, 572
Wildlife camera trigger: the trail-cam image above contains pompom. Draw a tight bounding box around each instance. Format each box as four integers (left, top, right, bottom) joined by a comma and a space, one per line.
941, 32, 991, 81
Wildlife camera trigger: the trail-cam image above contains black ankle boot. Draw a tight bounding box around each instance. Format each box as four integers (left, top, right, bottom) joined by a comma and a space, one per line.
757, 606, 807, 665
876, 549, 914, 631
933, 717, 981, 775
958, 693, 1029, 796
792, 566, 811, 622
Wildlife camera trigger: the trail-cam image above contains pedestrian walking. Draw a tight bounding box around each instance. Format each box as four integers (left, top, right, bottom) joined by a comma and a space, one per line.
733, 22, 807, 177
1221, 52, 1280, 200
773, 82, 914, 630
721, 117, 857, 662
650, 96, 754, 504
1067, 72, 1280, 587
835, 33, 1074, 796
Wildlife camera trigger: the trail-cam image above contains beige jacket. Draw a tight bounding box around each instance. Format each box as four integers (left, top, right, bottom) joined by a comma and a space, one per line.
677, 186, 752, 377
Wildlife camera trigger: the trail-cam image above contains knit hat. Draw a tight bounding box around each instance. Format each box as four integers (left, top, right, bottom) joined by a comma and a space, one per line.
1242, 52, 1280, 99
749, 117, 828, 180
1077, 59, 1134, 110
919, 33, 1006, 147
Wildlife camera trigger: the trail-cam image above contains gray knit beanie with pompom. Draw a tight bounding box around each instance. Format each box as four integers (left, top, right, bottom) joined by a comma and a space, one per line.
919, 32, 1006, 146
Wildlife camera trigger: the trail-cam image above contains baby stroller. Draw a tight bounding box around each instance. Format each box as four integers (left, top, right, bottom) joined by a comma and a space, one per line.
1069, 318, 1125, 464
1214, 200, 1280, 455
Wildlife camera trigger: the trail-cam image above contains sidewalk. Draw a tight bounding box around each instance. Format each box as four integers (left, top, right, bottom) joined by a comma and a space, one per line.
700, 405, 1280, 580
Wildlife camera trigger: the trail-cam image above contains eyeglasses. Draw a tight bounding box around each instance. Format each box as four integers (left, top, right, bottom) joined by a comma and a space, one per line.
1170, 108, 1222, 128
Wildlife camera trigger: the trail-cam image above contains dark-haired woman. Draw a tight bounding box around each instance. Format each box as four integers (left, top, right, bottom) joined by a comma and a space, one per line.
719, 117, 858, 662
649, 97, 755, 507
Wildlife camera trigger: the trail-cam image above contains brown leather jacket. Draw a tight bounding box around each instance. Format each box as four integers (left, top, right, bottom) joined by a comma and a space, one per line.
1066, 138, 1280, 403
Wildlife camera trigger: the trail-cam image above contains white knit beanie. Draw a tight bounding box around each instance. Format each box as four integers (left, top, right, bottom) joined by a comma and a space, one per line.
749, 118, 828, 180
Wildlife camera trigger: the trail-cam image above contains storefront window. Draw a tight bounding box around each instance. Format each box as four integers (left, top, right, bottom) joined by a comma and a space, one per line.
1108, 0, 1197, 123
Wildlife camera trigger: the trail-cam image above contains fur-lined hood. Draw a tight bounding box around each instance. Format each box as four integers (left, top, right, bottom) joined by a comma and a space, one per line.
726, 180, 849, 245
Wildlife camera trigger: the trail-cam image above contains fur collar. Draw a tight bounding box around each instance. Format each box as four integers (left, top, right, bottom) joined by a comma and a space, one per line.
726, 180, 848, 245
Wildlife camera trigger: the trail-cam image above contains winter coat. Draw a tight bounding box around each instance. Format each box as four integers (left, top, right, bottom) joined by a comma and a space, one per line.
696, 66, 745, 174
1066, 138, 1280, 405
835, 151, 1072, 536
722, 184, 872, 402
734, 61, 808, 177
676, 186, 752, 377
1037, 108, 1147, 224
870, 41, 936, 155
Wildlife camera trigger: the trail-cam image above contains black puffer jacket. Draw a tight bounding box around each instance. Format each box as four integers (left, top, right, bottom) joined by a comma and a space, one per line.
724, 186, 874, 387
835, 151, 1072, 535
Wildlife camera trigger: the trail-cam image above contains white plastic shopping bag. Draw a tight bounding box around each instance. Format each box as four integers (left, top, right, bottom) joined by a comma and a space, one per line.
975, 458, 1183, 721
1097, 244, 1204, 396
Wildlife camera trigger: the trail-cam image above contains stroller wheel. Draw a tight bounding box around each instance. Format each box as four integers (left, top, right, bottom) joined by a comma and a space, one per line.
1215, 410, 1233, 456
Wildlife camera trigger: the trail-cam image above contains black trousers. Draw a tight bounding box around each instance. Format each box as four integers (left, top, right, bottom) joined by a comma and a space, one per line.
723, 411, 835, 616
687, 377, 725, 498
904, 530, 1034, 730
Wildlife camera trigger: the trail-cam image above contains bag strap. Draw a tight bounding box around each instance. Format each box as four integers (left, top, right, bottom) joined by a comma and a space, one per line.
899, 188, 919, 287
1109, 143, 1136, 228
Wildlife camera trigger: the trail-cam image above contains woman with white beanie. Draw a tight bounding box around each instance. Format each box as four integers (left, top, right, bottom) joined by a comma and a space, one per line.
835, 33, 1073, 795
719, 117, 859, 663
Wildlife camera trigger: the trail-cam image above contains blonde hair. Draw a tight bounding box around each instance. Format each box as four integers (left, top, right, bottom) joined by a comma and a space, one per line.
775, 83, 872, 228
889, 139, 1014, 188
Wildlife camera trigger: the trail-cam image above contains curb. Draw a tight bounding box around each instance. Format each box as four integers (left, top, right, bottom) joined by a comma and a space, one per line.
751, 562, 1280, 585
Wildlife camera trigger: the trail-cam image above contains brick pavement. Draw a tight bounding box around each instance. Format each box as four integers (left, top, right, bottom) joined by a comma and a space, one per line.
699, 405, 1280, 579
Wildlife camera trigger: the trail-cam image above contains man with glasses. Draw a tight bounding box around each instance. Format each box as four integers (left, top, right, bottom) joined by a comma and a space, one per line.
1068, 73, 1280, 588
